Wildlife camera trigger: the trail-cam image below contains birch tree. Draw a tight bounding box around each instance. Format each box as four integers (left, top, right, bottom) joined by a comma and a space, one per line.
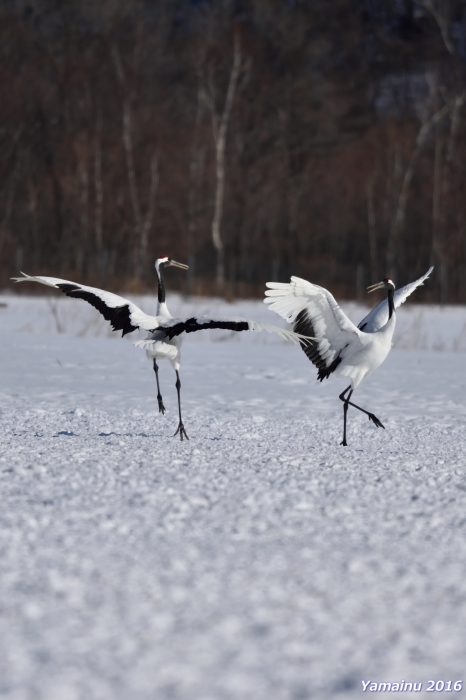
94, 106, 103, 260
205, 30, 243, 291
385, 93, 452, 279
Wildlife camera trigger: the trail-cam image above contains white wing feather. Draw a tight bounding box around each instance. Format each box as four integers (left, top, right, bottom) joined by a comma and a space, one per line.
265, 276, 363, 367
358, 267, 433, 333
12, 273, 160, 332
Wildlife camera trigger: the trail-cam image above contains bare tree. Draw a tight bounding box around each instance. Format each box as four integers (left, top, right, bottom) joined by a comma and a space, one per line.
2, 1, 466, 301
204, 30, 243, 291
94, 105, 103, 259
0, 156, 20, 260
139, 153, 159, 279
277, 106, 307, 268
187, 72, 207, 295
74, 134, 90, 275
366, 174, 378, 283
415, 0, 455, 55
446, 93, 466, 162
430, 119, 444, 265
386, 90, 452, 278
112, 46, 159, 283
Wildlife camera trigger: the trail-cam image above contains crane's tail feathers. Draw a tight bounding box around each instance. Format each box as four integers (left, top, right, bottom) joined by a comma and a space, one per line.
133, 339, 178, 359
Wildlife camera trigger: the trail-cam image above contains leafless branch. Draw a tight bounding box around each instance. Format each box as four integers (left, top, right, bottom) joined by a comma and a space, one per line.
386, 98, 452, 275
94, 106, 103, 253
414, 0, 455, 55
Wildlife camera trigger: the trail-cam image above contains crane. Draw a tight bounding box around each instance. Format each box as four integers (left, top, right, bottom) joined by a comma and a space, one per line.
264, 268, 433, 446
13, 257, 308, 440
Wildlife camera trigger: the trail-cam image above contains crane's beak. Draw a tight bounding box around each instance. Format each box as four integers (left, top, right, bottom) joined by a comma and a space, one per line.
367, 280, 385, 293
170, 260, 189, 270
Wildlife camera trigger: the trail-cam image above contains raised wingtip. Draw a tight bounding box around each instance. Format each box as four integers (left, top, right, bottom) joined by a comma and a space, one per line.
11, 272, 27, 283
419, 266, 434, 285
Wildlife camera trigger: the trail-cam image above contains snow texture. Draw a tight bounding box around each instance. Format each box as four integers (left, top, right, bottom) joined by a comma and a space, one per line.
1, 295, 466, 699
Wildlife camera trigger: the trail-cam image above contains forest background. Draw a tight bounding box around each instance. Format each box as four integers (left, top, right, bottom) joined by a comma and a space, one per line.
0, 0, 465, 302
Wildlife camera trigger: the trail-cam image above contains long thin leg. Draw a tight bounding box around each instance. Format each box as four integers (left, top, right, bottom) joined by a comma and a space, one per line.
338, 384, 384, 447
339, 386, 352, 403
173, 370, 189, 441
153, 359, 166, 414
339, 385, 352, 446
346, 398, 384, 429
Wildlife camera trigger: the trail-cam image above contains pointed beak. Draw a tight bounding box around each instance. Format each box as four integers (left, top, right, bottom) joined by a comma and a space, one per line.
170, 260, 189, 270
367, 280, 385, 293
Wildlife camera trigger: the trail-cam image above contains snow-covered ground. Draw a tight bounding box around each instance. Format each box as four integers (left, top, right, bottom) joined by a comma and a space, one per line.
1, 293, 466, 700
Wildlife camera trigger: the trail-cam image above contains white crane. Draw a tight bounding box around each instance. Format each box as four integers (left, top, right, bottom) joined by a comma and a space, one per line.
264, 268, 433, 446
13, 257, 308, 440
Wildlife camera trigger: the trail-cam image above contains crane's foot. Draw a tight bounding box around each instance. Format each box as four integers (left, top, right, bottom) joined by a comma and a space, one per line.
174, 421, 189, 441
340, 438, 348, 447
368, 413, 384, 429
157, 396, 166, 414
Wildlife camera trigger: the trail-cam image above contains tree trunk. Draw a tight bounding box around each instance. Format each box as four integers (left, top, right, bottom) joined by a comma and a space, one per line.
94, 106, 103, 263
430, 127, 444, 266
386, 100, 451, 279
77, 146, 89, 276
366, 175, 378, 283
139, 153, 158, 280
187, 80, 206, 296
210, 30, 242, 292
113, 46, 158, 284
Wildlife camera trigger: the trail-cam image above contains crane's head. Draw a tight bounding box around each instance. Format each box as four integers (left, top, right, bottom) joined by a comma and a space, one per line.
155, 257, 189, 274
367, 277, 395, 293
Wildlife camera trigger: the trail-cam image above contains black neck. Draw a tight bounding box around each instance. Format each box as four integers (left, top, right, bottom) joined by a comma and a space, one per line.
157, 264, 166, 304
388, 287, 394, 318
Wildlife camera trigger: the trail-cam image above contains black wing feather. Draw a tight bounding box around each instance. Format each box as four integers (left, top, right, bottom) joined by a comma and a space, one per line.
161, 318, 249, 340
293, 309, 341, 382
56, 283, 137, 336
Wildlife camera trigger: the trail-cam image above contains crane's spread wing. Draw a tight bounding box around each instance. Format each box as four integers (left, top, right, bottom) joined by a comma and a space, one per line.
157, 315, 310, 344
12, 273, 159, 336
358, 266, 433, 333
264, 276, 363, 380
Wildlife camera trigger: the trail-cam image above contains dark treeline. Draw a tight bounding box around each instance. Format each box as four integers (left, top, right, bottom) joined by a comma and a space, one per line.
1, 0, 466, 301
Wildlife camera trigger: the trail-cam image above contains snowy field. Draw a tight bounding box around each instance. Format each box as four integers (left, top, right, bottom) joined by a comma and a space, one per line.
1, 292, 466, 700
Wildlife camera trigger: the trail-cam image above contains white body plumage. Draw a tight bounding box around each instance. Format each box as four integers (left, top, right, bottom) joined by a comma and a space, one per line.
333, 316, 395, 389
